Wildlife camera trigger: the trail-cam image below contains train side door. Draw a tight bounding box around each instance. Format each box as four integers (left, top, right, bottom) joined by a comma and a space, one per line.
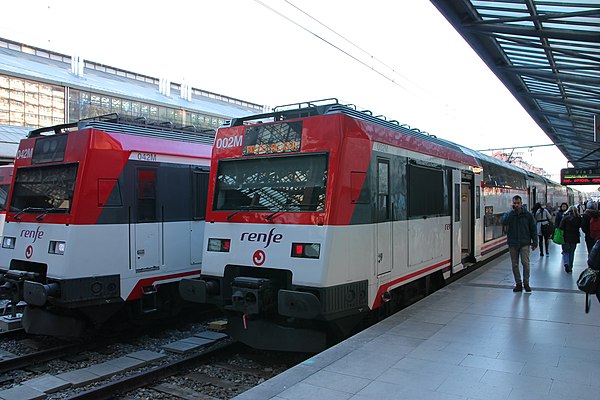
451, 169, 462, 271
473, 173, 483, 259
376, 159, 392, 275
134, 168, 161, 271
190, 168, 209, 265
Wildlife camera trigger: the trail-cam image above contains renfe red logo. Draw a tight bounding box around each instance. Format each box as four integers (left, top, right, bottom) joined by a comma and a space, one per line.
253, 250, 266, 266
25, 245, 33, 259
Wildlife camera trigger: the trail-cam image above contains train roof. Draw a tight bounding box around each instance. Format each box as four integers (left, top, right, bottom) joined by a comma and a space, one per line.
228, 99, 567, 188
28, 113, 215, 146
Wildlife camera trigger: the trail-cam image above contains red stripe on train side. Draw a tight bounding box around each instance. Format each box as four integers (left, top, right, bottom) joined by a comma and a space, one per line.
126, 270, 202, 301
372, 259, 451, 309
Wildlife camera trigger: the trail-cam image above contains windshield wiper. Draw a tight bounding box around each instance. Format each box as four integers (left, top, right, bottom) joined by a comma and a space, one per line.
13, 207, 37, 221
35, 207, 59, 221
226, 206, 251, 221
265, 206, 291, 221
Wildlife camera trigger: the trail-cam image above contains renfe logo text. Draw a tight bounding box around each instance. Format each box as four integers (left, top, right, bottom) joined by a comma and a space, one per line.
240, 228, 283, 248
20, 226, 44, 243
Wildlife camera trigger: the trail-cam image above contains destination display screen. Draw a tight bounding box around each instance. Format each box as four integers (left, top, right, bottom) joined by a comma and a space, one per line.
243, 121, 302, 156
560, 168, 600, 185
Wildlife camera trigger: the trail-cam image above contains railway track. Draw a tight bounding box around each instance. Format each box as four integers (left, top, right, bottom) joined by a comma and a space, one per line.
0, 309, 308, 400
67, 338, 238, 400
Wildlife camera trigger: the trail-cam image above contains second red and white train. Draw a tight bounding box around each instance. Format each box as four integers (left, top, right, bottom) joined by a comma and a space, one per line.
180, 99, 579, 352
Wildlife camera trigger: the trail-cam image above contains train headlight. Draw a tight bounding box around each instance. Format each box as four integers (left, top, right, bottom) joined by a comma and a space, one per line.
207, 238, 231, 252
48, 240, 66, 255
2, 236, 15, 249
291, 243, 320, 259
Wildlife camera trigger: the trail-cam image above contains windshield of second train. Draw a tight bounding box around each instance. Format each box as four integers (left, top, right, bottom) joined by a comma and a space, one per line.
11, 163, 78, 213
0, 184, 9, 211
213, 153, 328, 212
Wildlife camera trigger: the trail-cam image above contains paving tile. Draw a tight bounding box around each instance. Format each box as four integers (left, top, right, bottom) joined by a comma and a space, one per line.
277, 382, 351, 400
0, 349, 15, 361
480, 370, 551, 393
194, 330, 228, 340
323, 349, 399, 380
436, 376, 513, 400
55, 369, 103, 388
376, 367, 445, 391
85, 361, 123, 378
162, 339, 202, 354
303, 370, 371, 394
387, 320, 445, 340
126, 350, 166, 363
0, 385, 46, 400
180, 336, 213, 346
21, 374, 70, 393
460, 354, 524, 374
105, 356, 146, 371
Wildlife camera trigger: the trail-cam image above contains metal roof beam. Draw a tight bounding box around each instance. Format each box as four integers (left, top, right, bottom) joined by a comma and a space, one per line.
464, 24, 600, 43
472, 8, 600, 26
505, 67, 600, 85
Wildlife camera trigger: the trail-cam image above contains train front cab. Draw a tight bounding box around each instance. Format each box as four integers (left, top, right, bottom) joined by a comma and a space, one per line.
0, 118, 213, 337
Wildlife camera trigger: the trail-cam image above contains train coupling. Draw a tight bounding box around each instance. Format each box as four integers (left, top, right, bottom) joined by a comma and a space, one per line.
22, 281, 61, 306
179, 278, 219, 303
226, 277, 275, 315
0, 270, 41, 301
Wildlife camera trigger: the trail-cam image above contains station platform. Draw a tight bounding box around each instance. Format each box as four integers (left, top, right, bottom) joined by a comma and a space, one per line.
234, 241, 600, 400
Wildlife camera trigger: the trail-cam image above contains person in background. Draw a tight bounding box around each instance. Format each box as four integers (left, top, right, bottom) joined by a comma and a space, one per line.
577, 201, 586, 216
581, 200, 600, 252
532, 202, 552, 256
502, 195, 537, 292
554, 202, 569, 229
559, 205, 581, 273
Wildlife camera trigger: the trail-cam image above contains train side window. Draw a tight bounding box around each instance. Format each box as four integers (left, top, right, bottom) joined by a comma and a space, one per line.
0, 184, 9, 211
377, 161, 390, 222
137, 169, 156, 222
98, 179, 122, 207
408, 163, 444, 218
476, 186, 481, 219
454, 183, 460, 222
192, 170, 209, 220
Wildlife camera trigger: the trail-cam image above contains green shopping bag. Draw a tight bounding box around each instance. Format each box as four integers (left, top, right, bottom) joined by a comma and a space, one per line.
553, 227, 564, 245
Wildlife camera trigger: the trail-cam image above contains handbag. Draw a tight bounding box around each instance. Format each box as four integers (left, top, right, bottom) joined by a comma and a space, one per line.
577, 268, 599, 294
543, 221, 555, 238
577, 268, 600, 314
552, 227, 564, 245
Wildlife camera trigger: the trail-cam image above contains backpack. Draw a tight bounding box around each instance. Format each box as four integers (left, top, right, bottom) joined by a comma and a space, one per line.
590, 216, 600, 239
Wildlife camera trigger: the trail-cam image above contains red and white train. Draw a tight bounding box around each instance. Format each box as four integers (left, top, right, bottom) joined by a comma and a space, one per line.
180, 99, 577, 352
0, 114, 213, 336
0, 164, 13, 228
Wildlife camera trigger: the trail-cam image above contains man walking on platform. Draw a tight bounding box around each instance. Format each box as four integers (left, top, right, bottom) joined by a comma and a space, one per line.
502, 195, 537, 292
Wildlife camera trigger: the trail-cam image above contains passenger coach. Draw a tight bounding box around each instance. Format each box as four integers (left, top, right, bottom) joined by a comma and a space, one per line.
180, 99, 572, 352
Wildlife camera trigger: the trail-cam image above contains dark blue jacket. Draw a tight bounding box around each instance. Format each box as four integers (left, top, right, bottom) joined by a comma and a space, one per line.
588, 239, 600, 270
502, 209, 537, 246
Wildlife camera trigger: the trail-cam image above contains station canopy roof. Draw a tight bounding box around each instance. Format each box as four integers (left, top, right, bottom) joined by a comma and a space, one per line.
431, 0, 600, 168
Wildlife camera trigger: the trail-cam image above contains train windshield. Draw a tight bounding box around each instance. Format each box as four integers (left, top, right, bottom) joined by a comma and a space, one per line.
0, 184, 9, 211
213, 153, 328, 212
11, 163, 78, 213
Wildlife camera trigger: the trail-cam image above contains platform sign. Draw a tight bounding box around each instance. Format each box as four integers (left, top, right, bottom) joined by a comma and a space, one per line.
595, 114, 600, 142
561, 168, 600, 185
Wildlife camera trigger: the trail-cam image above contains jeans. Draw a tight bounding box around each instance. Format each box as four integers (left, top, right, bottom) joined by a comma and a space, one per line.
509, 245, 530, 285
561, 242, 577, 269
